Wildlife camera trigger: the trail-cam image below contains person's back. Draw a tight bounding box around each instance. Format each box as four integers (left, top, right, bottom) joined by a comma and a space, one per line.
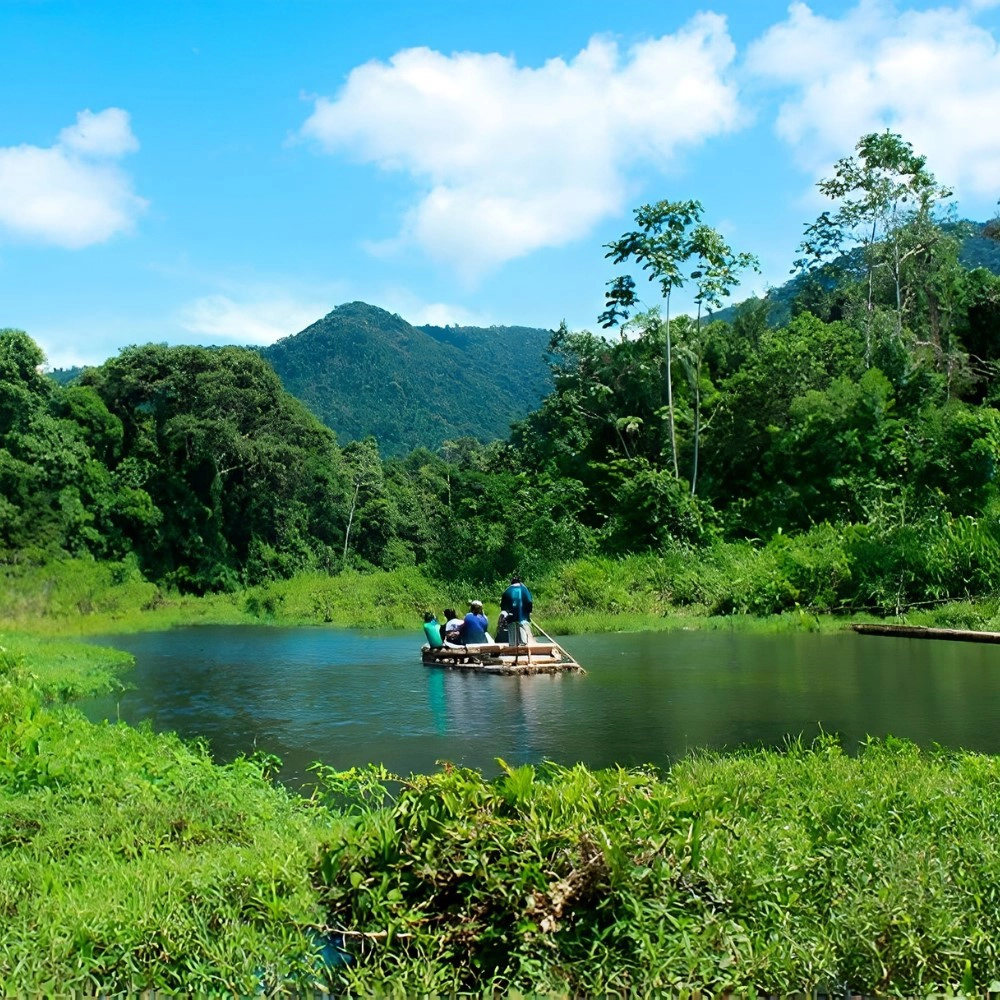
422, 612, 443, 648
501, 577, 533, 622
442, 608, 464, 645
461, 600, 489, 644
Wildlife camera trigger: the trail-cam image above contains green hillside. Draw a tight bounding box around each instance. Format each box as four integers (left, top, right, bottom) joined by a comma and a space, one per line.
715, 220, 1000, 327
261, 302, 552, 454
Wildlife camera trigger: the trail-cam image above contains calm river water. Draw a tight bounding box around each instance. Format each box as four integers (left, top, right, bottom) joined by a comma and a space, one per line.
79, 626, 1000, 786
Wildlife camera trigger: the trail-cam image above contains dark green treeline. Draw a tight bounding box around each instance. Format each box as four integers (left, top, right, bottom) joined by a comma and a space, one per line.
4, 131, 1000, 612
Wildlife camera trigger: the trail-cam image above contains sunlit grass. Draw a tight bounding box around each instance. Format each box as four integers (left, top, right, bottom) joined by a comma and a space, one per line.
0, 648, 338, 995
0, 556, 881, 639
314, 739, 1000, 994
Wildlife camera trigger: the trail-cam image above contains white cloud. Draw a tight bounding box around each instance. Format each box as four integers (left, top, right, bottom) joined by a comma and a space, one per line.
0, 108, 146, 248
300, 16, 742, 278
378, 291, 494, 328
746, 1, 1000, 200
178, 294, 331, 344
58, 108, 139, 158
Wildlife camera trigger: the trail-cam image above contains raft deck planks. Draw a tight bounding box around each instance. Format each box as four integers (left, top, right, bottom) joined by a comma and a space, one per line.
422, 641, 584, 674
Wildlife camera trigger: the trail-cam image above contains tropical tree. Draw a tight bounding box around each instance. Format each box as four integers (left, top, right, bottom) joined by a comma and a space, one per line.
601, 200, 703, 477
796, 130, 953, 361
683, 225, 759, 495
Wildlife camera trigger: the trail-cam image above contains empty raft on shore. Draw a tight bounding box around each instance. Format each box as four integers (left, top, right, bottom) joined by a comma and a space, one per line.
421, 641, 584, 674
852, 623, 1000, 643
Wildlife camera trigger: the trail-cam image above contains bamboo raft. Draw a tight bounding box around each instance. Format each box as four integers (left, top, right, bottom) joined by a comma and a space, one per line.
852, 623, 1000, 644
421, 641, 584, 675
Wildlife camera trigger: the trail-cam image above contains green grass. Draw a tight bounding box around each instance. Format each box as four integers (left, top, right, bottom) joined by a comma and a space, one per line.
0, 649, 339, 995
314, 741, 1000, 995
0, 555, 879, 640
0, 631, 133, 700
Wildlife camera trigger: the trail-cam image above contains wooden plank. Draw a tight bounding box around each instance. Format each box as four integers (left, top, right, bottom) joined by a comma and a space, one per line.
852, 623, 1000, 644
423, 657, 583, 675
428, 644, 557, 657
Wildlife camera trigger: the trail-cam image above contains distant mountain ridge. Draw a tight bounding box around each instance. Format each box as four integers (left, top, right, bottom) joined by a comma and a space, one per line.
260, 302, 553, 455
715, 220, 1000, 327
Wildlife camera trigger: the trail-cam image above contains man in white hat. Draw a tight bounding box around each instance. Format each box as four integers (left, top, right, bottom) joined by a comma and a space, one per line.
460, 599, 490, 644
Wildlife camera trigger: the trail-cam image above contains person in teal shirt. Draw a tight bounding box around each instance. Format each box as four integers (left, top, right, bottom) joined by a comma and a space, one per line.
422, 611, 443, 648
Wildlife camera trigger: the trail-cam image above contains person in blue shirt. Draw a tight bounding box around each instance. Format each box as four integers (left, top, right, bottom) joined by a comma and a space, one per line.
460, 600, 490, 644
498, 575, 534, 645
422, 611, 443, 648
500, 575, 533, 623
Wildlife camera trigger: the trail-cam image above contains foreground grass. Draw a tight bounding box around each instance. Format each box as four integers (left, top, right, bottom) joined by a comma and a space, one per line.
316, 743, 1000, 995
1, 648, 340, 995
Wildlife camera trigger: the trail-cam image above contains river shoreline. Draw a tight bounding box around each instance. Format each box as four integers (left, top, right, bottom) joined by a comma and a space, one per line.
9, 557, 1000, 640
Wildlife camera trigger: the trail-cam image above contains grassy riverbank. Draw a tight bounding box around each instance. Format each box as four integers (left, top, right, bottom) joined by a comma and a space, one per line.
6, 554, 999, 639
6, 625, 1000, 993
0, 641, 338, 995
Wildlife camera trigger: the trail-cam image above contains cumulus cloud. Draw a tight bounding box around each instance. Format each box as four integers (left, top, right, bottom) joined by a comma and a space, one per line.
300, 16, 742, 277
377, 291, 494, 328
746, 1, 1000, 199
0, 108, 146, 248
179, 294, 331, 344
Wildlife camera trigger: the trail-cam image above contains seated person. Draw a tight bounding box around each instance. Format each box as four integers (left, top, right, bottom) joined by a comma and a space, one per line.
422, 611, 443, 648
460, 600, 490, 645
442, 608, 464, 645
495, 610, 513, 645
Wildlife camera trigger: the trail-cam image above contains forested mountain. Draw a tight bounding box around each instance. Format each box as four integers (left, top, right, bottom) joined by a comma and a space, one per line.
260, 302, 552, 454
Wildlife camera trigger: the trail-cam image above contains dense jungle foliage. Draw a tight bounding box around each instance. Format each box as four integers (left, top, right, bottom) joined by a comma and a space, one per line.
3, 131, 1000, 616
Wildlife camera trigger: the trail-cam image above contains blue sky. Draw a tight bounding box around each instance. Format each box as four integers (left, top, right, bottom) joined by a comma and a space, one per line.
2, 0, 999, 368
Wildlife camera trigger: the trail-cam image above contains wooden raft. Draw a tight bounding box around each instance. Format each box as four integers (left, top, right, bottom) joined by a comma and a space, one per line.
852, 623, 1000, 644
422, 641, 584, 675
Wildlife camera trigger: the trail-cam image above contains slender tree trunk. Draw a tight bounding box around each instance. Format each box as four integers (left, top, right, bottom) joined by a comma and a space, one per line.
665, 291, 679, 478
893, 236, 903, 339
614, 424, 633, 460
342, 477, 361, 563
865, 216, 878, 367
691, 301, 702, 497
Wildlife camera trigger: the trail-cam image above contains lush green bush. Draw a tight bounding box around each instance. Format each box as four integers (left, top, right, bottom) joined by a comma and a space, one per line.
314, 740, 1000, 995
243, 566, 448, 629
0, 556, 159, 622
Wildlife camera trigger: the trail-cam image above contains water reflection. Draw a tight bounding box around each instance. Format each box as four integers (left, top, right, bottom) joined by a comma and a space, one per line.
79, 625, 1000, 788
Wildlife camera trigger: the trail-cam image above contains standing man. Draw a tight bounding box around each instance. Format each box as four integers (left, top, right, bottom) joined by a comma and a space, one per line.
500, 575, 533, 645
